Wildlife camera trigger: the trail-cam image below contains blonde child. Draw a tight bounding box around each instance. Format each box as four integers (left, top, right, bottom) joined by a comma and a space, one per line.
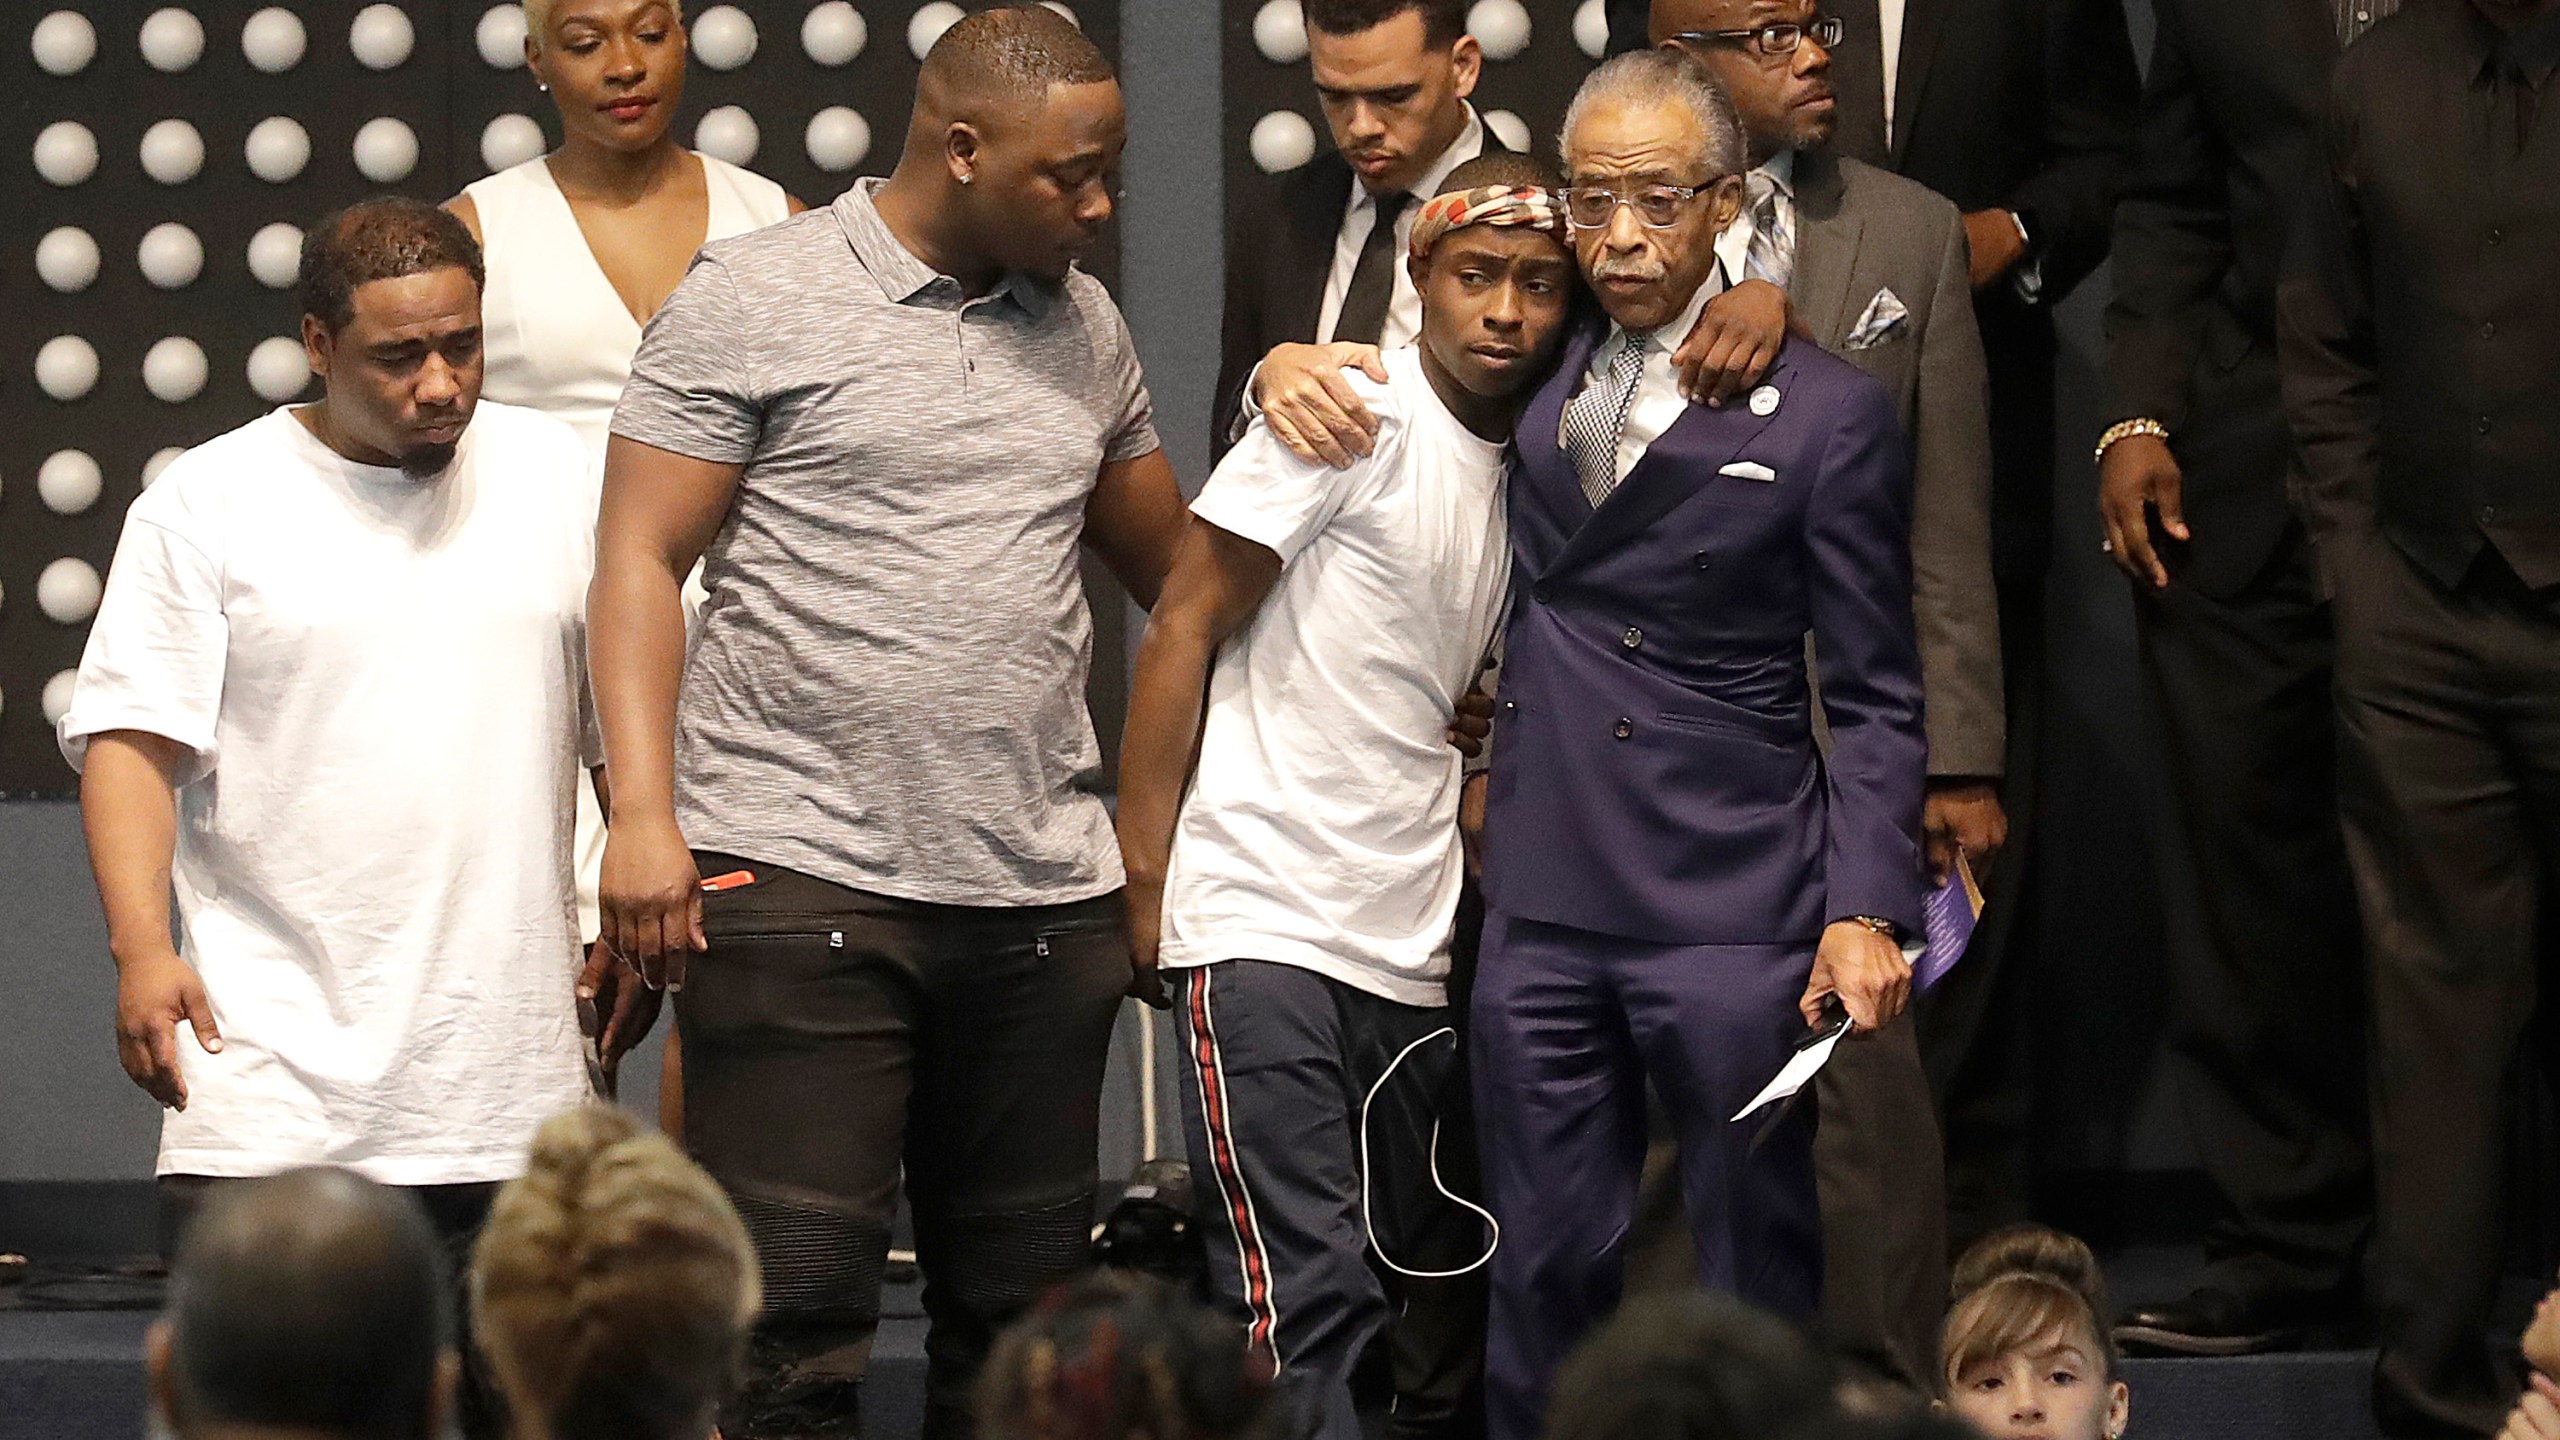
1938, 1227, 2130, 1440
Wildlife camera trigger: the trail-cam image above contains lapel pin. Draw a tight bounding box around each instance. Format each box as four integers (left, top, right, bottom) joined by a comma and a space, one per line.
1749, 385, 1781, 417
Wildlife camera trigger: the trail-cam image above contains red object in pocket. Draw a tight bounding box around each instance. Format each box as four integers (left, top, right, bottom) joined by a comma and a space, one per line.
699, 870, 759, 893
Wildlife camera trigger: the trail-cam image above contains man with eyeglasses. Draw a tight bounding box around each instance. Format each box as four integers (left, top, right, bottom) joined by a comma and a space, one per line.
1462, 51, 1926, 1440
1756, 0, 2136, 1256
1648, 0, 1998, 1396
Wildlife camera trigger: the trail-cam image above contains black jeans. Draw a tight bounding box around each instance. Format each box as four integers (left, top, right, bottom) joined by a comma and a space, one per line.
677, 853, 1132, 1440
160, 1174, 504, 1440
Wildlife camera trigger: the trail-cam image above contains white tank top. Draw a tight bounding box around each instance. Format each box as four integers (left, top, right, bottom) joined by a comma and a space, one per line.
466, 153, 791, 456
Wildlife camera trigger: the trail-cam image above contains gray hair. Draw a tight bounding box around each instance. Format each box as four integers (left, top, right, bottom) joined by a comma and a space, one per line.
1558, 49, 1746, 182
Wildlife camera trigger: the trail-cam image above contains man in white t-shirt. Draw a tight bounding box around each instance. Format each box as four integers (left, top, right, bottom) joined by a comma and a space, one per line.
1116, 155, 1576, 1440
58, 199, 640, 1431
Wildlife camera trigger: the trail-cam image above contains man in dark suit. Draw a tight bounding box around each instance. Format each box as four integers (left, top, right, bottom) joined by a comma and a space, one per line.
1651, 0, 1998, 1392
1808, 0, 2138, 1241
1213, 0, 1494, 454
2281, 1, 2560, 1432
2095, 0, 2388, 1359
1469, 50, 1926, 1440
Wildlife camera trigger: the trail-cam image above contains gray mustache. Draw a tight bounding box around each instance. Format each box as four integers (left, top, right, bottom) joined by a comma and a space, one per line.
1590, 259, 1666, 284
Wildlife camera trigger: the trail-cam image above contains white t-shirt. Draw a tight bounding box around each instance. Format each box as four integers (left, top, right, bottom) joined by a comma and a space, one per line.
58, 402, 598, 1184
1160, 347, 1511, 1006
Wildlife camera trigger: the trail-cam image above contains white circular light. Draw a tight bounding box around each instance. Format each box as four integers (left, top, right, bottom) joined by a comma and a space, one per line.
247, 223, 303, 288
694, 105, 758, 165
34, 121, 99, 187
1485, 109, 1531, 154
1468, 0, 1531, 61
36, 227, 101, 293
476, 4, 526, 68
481, 112, 545, 172
32, 11, 98, 75
38, 450, 103, 516
36, 336, 100, 401
140, 118, 205, 185
353, 117, 420, 182
138, 222, 204, 289
242, 6, 306, 71
43, 671, 80, 726
144, 336, 209, 403
1250, 110, 1318, 173
1573, 0, 1609, 59
805, 106, 870, 172
801, 1, 865, 65
248, 336, 310, 402
691, 4, 755, 69
349, 4, 413, 69
140, 7, 206, 72
908, 1, 963, 59
1253, 1, 1307, 63
37, 559, 103, 626
143, 446, 187, 488
1042, 2, 1079, 25
245, 116, 311, 183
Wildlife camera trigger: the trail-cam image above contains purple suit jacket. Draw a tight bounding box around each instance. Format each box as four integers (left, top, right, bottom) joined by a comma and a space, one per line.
1481, 319, 1927, 946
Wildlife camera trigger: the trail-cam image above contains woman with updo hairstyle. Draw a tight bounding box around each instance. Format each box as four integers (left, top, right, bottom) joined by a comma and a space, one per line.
1937, 1227, 2131, 1440
978, 1271, 1282, 1440
444, 0, 801, 1133
469, 1106, 759, 1440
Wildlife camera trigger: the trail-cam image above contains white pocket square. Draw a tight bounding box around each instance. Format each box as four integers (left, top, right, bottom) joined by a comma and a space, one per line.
1718, 461, 1778, 482
1845, 288, 1911, 350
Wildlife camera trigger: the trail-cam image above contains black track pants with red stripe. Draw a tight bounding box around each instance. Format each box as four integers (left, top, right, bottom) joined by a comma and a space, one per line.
1172, 959, 1483, 1440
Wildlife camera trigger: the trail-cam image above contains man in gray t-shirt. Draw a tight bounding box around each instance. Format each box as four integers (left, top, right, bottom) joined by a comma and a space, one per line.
586, 11, 1185, 1437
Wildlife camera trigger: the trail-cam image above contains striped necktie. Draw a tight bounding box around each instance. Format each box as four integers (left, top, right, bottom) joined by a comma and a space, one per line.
1564, 331, 1652, 507
1744, 172, 1796, 289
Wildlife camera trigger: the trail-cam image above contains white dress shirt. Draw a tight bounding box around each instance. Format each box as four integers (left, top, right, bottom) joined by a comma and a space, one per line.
1880, 0, 1906, 148
1714, 151, 1798, 285
1315, 106, 1488, 348
1569, 265, 1730, 488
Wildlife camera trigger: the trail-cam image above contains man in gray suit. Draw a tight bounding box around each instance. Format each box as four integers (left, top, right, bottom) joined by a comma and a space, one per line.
1657, 0, 2002, 1393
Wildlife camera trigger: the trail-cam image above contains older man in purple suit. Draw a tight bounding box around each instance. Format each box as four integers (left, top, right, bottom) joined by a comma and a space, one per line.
1470, 50, 1927, 1440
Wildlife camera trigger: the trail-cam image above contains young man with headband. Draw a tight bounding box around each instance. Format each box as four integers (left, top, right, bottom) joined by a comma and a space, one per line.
1116, 153, 1576, 1440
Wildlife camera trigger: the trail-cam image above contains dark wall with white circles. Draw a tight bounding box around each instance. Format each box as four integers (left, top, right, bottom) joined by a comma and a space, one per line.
3, 1, 1120, 793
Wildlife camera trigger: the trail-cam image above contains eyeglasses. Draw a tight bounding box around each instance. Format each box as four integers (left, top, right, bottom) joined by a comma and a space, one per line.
1666, 15, 1846, 58
1561, 182, 1711, 230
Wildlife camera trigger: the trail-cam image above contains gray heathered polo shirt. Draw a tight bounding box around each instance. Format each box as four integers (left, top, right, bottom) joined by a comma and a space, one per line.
611, 178, 1160, 907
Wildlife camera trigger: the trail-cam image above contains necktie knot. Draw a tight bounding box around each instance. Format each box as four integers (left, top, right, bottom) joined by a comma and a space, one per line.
1334, 190, 1416, 345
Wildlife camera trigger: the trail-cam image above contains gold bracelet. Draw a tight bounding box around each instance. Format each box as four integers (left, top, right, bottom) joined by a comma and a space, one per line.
2095, 417, 2170, 465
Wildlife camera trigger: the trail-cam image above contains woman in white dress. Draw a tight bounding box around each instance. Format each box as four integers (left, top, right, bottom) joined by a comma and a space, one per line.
447, 0, 799, 1132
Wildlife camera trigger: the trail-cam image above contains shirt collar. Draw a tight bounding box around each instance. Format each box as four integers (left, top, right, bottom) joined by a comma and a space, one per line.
1351, 105, 1487, 216
1595, 260, 1729, 369
1752, 149, 1798, 199
2470, 2, 2560, 88
834, 176, 1060, 316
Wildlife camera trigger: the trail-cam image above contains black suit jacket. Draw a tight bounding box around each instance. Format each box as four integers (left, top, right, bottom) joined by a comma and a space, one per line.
2105, 0, 2342, 598
1211, 129, 1511, 454
1828, 0, 2142, 580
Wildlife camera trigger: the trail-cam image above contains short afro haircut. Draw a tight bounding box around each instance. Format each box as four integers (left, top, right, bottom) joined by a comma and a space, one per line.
1435, 151, 1561, 199
1305, 0, 1469, 47
919, 3, 1115, 106
297, 196, 484, 334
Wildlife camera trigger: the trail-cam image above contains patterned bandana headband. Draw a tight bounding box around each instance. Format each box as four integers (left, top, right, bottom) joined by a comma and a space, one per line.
1407, 184, 1569, 261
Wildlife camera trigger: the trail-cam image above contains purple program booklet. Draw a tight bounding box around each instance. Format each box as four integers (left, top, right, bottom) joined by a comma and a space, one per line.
1913, 853, 1985, 993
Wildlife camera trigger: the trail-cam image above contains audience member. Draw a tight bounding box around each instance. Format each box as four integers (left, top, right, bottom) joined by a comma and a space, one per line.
148, 1168, 457, 1440
2494, 1273, 2560, 1440
1937, 1227, 2128, 1440
978, 1272, 1282, 1440
1542, 1291, 1837, 1440
470, 1105, 758, 1440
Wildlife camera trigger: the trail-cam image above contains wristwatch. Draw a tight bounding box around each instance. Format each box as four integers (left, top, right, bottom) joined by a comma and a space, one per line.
1849, 915, 1898, 939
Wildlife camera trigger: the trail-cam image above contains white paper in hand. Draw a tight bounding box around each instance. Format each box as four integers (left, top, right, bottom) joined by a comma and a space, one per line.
1732, 1017, 1855, 1123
